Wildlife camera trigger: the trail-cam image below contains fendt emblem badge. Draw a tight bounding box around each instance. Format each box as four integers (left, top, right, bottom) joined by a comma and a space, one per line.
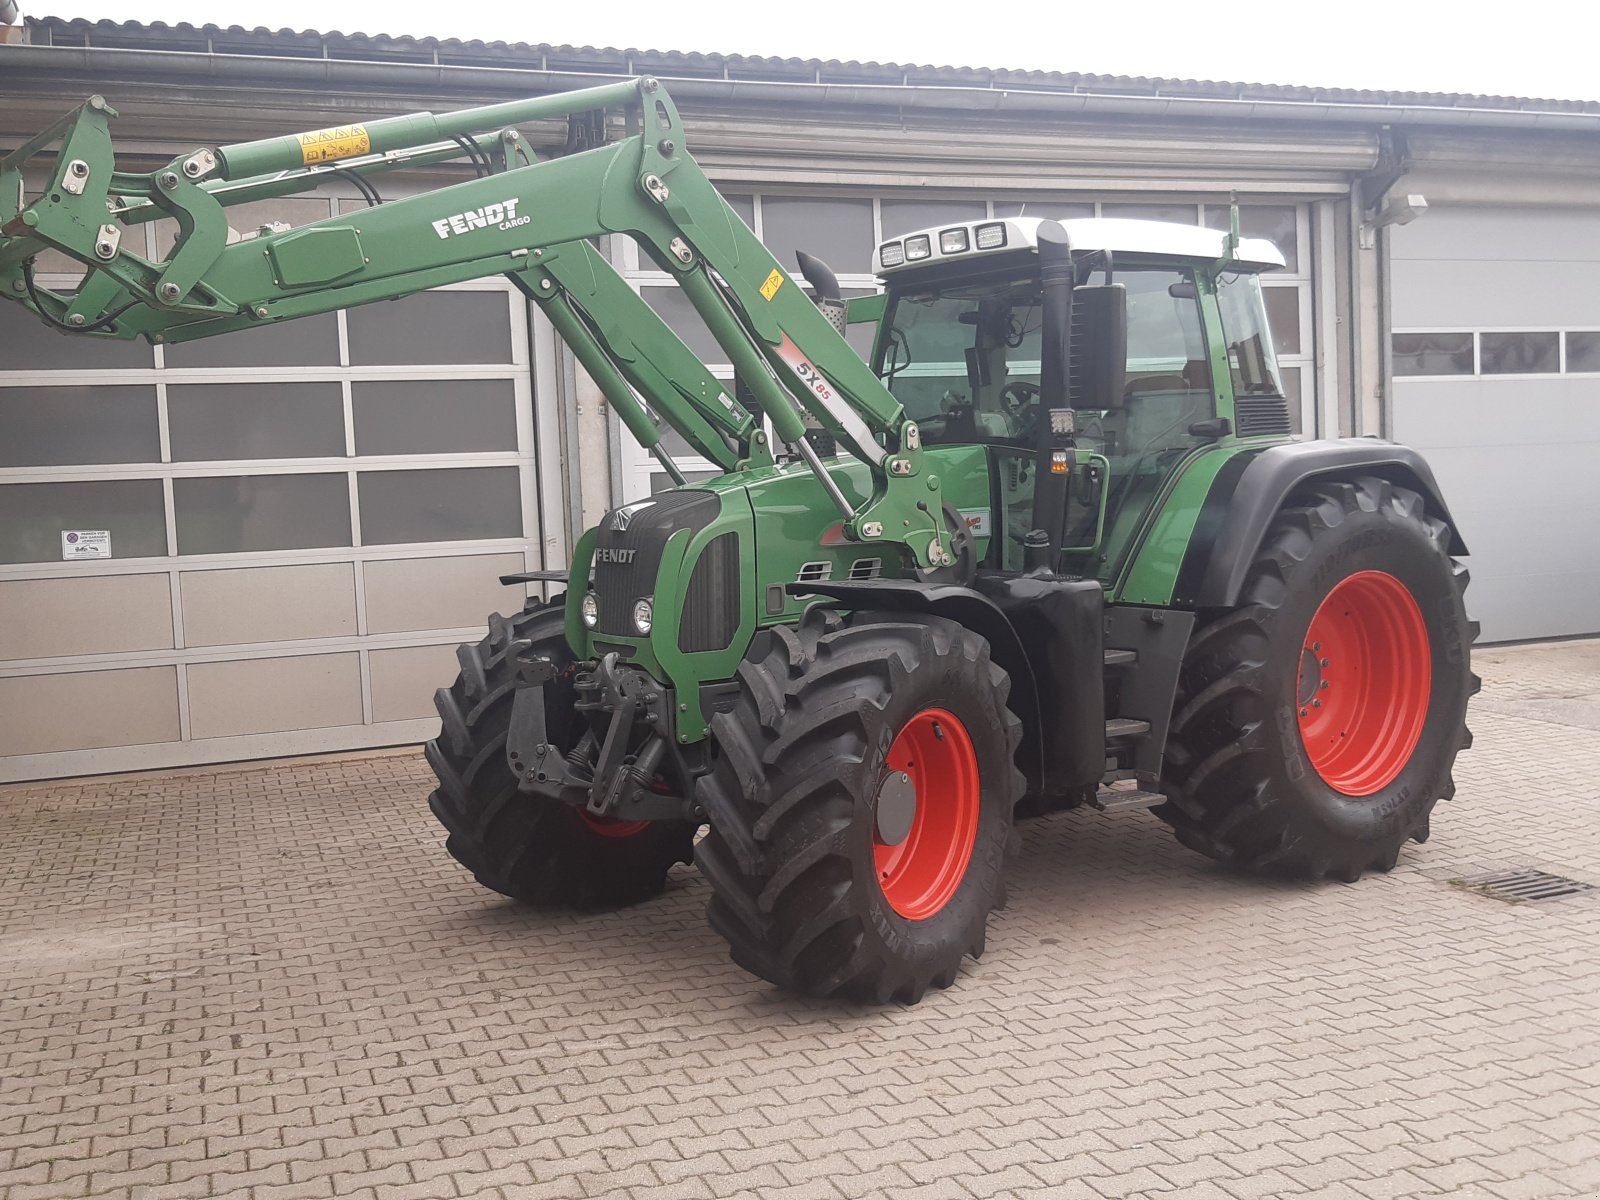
595, 547, 637, 564
608, 501, 654, 532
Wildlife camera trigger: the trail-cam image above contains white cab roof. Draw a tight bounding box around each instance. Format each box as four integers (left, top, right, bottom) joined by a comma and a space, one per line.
873, 216, 1286, 276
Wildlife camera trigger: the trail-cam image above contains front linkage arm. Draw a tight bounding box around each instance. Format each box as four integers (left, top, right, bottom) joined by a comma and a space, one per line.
0, 80, 952, 571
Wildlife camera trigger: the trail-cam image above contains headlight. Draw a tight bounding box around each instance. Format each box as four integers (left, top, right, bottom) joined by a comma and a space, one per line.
903, 235, 932, 261
975, 222, 1007, 250
939, 228, 968, 254
631, 597, 654, 635
878, 240, 905, 268
581, 592, 599, 629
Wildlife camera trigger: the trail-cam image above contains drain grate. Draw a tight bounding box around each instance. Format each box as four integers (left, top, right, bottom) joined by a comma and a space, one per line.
1452, 868, 1595, 904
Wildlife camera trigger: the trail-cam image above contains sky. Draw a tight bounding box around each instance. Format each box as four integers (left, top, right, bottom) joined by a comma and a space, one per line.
19, 0, 1600, 102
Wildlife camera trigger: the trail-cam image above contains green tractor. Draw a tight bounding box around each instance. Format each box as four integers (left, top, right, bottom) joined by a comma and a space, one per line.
4, 81, 1476, 1004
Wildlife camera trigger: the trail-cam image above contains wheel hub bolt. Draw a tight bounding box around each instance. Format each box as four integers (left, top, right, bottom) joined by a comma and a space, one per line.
1312, 699, 1323, 708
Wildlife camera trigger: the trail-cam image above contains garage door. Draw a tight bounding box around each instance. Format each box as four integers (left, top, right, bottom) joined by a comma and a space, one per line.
1390, 206, 1600, 643
0, 193, 543, 781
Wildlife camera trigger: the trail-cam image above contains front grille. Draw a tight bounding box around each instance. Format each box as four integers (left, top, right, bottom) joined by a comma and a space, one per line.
592, 490, 718, 636
1235, 395, 1293, 437
679, 532, 740, 653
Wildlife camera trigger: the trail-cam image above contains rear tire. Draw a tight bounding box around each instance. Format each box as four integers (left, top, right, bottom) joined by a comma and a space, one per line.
425, 600, 696, 909
1159, 475, 1479, 881
694, 608, 1023, 1004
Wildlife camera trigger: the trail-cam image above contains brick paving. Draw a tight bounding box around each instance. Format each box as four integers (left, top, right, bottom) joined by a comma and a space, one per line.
2, 642, 1598, 1200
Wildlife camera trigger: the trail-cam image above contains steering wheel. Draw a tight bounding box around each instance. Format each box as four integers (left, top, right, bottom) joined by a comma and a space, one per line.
1000, 381, 1042, 438
1000, 381, 1041, 411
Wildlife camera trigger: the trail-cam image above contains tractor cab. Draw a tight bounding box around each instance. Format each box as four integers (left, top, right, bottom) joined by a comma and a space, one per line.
869, 216, 1288, 581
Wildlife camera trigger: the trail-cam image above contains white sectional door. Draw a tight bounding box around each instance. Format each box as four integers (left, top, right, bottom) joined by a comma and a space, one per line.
1390, 206, 1600, 642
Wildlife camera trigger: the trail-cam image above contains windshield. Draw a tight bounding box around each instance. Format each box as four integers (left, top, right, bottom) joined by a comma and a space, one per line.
1215, 272, 1285, 398
877, 276, 1043, 445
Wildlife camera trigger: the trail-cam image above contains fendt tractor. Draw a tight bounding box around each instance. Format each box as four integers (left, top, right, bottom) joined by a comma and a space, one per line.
3, 81, 1477, 1003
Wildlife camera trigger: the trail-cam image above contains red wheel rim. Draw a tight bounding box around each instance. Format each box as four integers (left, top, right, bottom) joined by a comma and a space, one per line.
873, 708, 981, 920
576, 810, 650, 838
1297, 570, 1432, 796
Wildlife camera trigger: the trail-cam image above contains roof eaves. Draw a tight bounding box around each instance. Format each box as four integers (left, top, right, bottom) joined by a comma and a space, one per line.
21, 15, 1600, 115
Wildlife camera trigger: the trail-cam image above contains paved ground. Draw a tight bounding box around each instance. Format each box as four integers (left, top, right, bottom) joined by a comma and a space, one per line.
2, 642, 1598, 1200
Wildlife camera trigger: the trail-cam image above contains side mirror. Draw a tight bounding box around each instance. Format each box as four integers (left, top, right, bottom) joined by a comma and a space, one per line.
1068, 283, 1126, 409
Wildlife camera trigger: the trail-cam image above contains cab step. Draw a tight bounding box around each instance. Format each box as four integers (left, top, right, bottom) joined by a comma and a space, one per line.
1103, 648, 1137, 668
1105, 718, 1151, 740
1091, 784, 1167, 814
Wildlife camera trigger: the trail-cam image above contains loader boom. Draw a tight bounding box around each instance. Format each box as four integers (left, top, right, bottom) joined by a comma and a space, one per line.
0, 80, 951, 567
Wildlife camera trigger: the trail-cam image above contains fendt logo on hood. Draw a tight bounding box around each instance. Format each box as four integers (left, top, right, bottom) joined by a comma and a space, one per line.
430, 198, 530, 239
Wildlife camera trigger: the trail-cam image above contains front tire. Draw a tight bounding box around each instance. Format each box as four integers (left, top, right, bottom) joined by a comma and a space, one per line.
1159, 475, 1478, 881
694, 609, 1023, 1004
425, 601, 696, 909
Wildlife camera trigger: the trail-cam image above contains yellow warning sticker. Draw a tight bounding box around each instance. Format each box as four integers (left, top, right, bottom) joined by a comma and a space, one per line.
296, 124, 371, 165
759, 268, 785, 302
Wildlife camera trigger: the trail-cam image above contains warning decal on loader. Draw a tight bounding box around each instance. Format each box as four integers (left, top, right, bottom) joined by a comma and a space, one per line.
297, 125, 372, 165
759, 269, 785, 302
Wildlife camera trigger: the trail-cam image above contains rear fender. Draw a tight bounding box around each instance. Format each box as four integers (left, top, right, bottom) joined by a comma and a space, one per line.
1179, 438, 1467, 609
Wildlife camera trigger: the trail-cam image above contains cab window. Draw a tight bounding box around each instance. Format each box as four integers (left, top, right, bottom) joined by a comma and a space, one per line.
877, 276, 1043, 446
1073, 267, 1212, 460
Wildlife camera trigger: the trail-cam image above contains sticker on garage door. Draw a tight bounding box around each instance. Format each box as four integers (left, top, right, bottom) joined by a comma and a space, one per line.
61, 530, 111, 560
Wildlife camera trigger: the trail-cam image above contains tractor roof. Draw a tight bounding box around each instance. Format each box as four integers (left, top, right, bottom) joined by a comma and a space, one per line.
873, 216, 1287, 277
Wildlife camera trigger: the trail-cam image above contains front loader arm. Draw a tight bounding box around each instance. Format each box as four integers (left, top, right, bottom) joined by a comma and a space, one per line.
0, 79, 951, 568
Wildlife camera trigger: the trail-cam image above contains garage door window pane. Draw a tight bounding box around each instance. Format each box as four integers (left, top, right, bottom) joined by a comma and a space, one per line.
358, 467, 522, 544
723, 194, 755, 231
1280, 367, 1303, 433
759, 198, 875, 276
0, 303, 154, 370
641, 287, 724, 363
1263, 287, 1302, 356
1393, 332, 1473, 376
173, 474, 352, 554
1565, 331, 1600, 373
0, 385, 160, 467
163, 314, 340, 369
353, 379, 517, 455
0, 478, 167, 563
347, 292, 511, 365
1480, 332, 1558, 375
168, 382, 345, 461
1205, 205, 1299, 272
1102, 203, 1200, 226
879, 200, 988, 240
154, 196, 333, 258
651, 470, 716, 494
992, 201, 1096, 222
